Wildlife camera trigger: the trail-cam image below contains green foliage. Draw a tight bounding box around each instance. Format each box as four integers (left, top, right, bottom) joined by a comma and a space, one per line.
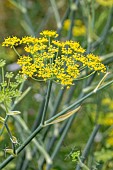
71, 150, 80, 162
95, 149, 113, 162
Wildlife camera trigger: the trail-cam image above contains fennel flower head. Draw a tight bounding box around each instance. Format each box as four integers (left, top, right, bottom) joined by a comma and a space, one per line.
2, 30, 106, 88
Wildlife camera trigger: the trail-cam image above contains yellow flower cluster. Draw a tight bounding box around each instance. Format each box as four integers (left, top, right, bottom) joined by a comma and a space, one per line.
102, 98, 113, 110
106, 137, 113, 146
96, 97, 113, 147
99, 114, 113, 126
106, 130, 113, 146
63, 19, 86, 37
98, 98, 113, 126
2, 36, 20, 48
96, 0, 113, 6
2, 30, 106, 87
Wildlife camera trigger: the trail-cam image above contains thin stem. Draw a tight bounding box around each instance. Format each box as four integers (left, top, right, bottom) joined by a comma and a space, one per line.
12, 46, 21, 58
75, 71, 95, 81
0, 80, 52, 168
1, 67, 4, 85
41, 74, 98, 169
78, 157, 90, 170
15, 115, 52, 165
14, 81, 52, 169
21, 0, 35, 36
5, 124, 16, 154
41, 80, 52, 125
50, 0, 61, 29
40, 123, 67, 169
91, 7, 113, 50
21, 87, 66, 170
45, 79, 113, 125
0, 115, 9, 136
57, 8, 70, 37
46, 115, 77, 170
101, 52, 113, 61
43, 87, 66, 140
0, 125, 43, 169
67, 0, 79, 40
31, 97, 46, 131
76, 124, 100, 170
65, 85, 76, 105
13, 86, 31, 107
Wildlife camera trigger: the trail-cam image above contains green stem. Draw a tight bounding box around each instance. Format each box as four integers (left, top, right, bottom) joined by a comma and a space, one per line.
75, 71, 95, 81
46, 115, 76, 170
101, 52, 113, 61
0, 80, 52, 168
12, 46, 21, 58
43, 87, 66, 140
5, 124, 16, 154
91, 7, 113, 49
77, 157, 90, 170
21, 87, 66, 170
67, 0, 79, 40
1, 67, 5, 93
50, 0, 61, 29
13, 86, 31, 107
76, 124, 100, 170
41, 80, 52, 125
0, 115, 9, 136
1, 67, 4, 83
45, 79, 113, 125
15, 115, 52, 165
0, 125, 43, 169
43, 74, 96, 169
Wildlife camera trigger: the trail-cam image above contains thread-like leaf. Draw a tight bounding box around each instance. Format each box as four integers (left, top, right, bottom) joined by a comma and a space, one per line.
4, 149, 17, 157
45, 106, 81, 125
7, 111, 21, 116
0, 116, 5, 123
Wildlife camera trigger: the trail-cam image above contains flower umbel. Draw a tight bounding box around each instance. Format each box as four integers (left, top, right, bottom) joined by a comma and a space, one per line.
2, 36, 21, 48
2, 30, 106, 88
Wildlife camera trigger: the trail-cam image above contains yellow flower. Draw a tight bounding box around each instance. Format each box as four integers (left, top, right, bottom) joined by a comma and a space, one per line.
87, 54, 106, 73
52, 40, 63, 47
73, 25, 86, 37
98, 113, 113, 125
21, 36, 48, 44
96, 0, 113, 6
17, 56, 32, 66
2, 36, 21, 48
102, 98, 111, 105
21, 36, 36, 44
21, 64, 37, 77
63, 19, 70, 30
2, 30, 106, 88
106, 137, 113, 146
102, 98, 113, 110
63, 19, 86, 37
24, 44, 47, 54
